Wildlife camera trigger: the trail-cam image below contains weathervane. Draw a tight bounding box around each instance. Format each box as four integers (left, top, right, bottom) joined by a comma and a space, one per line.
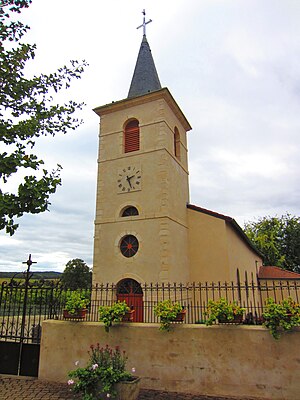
137, 9, 152, 36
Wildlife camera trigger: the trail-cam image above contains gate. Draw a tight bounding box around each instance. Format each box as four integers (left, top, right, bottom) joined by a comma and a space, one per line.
117, 279, 143, 322
0, 256, 60, 377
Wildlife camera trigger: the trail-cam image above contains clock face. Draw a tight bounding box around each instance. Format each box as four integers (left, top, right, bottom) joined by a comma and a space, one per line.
117, 166, 141, 193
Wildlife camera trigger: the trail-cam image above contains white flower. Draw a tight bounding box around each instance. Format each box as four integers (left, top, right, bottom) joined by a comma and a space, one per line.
106, 394, 111, 398
67, 379, 74, 385
131, 367, 136, 373
92, 363, 98, 370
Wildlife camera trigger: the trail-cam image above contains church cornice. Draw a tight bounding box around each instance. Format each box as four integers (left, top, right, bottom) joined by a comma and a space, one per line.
94, 213, 189, 230
93, 87, 192, 132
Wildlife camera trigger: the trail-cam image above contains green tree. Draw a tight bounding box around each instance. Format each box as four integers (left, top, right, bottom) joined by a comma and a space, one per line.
244, 214, 300, 272
0, 0, 88, 235
61, 259, 92, 290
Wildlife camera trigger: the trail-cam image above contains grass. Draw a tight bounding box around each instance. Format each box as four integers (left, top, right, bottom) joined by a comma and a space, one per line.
0, 277, 27, 284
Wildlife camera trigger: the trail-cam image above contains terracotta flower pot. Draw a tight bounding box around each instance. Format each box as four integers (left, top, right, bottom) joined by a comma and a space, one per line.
122, 310, 135, 322
63, 308, 87, 320
173, 309, 187, 322
218, 314, 243, 324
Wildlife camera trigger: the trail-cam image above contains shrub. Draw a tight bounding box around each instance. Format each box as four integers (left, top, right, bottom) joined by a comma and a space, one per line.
205, 298, 245, 325
262, 297, 300, 339
98, 301, 130, 332
64, 291, 89, 315
154, 299, 183, 331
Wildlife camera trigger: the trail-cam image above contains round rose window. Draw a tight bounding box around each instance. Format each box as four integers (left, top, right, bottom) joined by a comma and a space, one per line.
120, 235, 139, 258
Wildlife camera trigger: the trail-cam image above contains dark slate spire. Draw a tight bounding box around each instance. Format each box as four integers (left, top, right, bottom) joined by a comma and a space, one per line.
127, 35, 161, 98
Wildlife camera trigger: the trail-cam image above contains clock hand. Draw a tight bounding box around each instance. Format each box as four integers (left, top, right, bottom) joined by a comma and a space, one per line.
126, 176, 132, 188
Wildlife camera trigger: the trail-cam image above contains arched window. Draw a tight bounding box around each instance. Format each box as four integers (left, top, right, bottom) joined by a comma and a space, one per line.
117, 279, 143, 295
174, 127, 180, 160
124, 119, 140, 153
121, 206, 139, 217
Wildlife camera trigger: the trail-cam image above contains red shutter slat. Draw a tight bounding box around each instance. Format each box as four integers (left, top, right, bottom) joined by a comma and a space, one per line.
124, 123, 140, 153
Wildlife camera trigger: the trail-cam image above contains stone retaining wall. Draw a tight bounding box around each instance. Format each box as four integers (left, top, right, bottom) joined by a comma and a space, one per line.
39, 321, 300, 400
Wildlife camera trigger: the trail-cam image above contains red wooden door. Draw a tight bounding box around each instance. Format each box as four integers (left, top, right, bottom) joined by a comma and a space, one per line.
117, 279, 143, 322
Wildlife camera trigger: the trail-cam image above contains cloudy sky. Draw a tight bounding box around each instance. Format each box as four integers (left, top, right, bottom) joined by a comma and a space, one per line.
1, 0, 299, 272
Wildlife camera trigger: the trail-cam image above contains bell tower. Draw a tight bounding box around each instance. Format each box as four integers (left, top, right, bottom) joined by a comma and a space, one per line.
93, 15, 192, 285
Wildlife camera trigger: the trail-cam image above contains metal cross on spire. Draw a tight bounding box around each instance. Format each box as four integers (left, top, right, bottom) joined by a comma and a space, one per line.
137, 9, 152, 36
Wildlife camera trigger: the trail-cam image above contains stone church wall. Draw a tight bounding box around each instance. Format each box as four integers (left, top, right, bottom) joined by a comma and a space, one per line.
187, 208, 261, 282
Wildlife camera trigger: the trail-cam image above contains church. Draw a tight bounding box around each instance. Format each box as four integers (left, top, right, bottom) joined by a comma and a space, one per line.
92, 15, 263, 289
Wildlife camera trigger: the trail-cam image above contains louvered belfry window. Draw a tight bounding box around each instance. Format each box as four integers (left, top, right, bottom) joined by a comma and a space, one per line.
124, 119, 140, 153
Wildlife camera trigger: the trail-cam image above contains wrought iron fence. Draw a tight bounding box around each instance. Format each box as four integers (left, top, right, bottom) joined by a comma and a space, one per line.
1, 278, 300, 331
0, 280, 63, 343
61, 279, 300, 324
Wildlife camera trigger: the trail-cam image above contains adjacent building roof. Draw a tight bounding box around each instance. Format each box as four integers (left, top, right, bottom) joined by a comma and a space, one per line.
187, 204, 263, 258
258, 265, 300, 280
127, 35, 161, 98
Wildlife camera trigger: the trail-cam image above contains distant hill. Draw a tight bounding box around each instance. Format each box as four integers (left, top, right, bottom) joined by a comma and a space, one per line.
0, 271, 62, 280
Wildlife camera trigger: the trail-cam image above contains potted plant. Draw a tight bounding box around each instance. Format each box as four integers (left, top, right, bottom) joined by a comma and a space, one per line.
205, 298, 245, 325
262, 297, 300, 339
98, 301, 132, 332
154, 299, 186, 331
68, 344, 140, 400
63, 291, 89, 319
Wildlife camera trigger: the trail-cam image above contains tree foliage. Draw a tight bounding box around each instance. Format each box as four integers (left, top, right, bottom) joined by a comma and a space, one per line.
61, 258, 92, 290
244, 214, 300, 272
0, 0, 88, 235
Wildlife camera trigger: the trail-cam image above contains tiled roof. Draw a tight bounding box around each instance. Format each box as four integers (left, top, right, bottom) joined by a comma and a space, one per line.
187, 204, 263, 258
258, 265, 300, 280
127, 35, 161, 98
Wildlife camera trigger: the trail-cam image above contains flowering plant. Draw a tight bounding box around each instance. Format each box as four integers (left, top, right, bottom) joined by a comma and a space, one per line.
98, 301, 130, 332
154, 299, 184, 331
262, 297, 300, 339
205, 298, 245, 325
68, 344, 134, 399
